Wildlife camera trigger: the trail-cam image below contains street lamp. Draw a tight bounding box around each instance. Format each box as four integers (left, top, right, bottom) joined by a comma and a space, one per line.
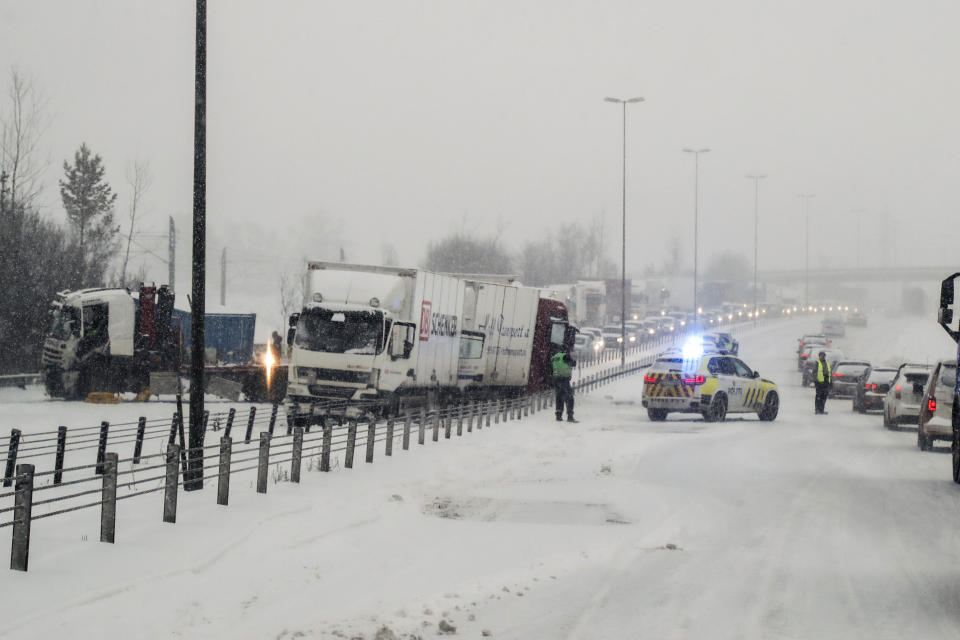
683, 148, 710, 328
800, 194, 815, 308
605, 96, 644, 369
747, 174, 766, 326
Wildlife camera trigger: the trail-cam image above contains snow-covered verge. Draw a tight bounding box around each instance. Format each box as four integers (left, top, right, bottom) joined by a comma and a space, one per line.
5, 313, 960, 639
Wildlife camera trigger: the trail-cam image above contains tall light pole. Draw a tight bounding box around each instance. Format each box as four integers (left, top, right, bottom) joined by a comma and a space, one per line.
800, 194, 815, 308
683, 148, 710, 327
604, 96, 644, 369
851, 208, 864, 271
747, 174, 766, 326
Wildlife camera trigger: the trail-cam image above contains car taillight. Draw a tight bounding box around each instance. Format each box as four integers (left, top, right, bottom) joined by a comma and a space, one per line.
800, 354, 808, 359
683, 375, 706, 385
833, 373, 842, 377
929, 396, 937, 412
644, 375, 657, 384
895, 383, 901, 399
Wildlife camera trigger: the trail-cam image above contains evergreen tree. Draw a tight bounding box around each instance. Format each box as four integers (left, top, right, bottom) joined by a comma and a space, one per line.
59, 143, 118, 286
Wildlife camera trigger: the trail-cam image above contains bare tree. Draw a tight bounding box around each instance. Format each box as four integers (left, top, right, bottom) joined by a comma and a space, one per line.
120, 159, 152, 284
0, 67, 49, 211
279, 268, 304, 328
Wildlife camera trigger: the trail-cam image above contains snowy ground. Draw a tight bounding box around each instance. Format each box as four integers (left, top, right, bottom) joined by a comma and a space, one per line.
2, 312, 960, 639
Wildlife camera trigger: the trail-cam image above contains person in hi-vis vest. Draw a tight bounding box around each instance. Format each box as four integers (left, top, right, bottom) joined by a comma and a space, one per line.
814, 351, 832, 415
551, 349, 578, 422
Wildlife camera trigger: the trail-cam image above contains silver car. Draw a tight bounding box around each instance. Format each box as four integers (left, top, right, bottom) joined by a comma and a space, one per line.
883, 364, 934, 428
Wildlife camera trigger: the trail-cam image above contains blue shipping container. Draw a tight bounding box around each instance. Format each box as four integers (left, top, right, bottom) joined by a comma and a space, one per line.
171, 309, 256, 365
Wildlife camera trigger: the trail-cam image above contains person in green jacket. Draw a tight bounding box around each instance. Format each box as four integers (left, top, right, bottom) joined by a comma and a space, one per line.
814, 351, 832, 414
552, 349, 577, 422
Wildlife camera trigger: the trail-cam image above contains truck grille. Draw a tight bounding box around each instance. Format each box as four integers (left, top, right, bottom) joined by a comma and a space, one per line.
308, 384, 359, 399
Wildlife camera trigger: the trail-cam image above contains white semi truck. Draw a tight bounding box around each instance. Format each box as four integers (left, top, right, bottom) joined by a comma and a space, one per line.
285, 262, 570, 421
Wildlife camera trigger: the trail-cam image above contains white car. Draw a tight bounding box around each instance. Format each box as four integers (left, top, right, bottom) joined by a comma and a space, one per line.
917, 359, 956, 451
883, 364, 934, 428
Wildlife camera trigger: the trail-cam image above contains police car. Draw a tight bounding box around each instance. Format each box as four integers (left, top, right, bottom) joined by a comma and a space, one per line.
642, 337, 780, 422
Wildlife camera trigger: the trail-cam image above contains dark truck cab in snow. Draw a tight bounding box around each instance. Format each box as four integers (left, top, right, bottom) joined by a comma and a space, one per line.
40, 284, 279, 401
936, 272, 960, 482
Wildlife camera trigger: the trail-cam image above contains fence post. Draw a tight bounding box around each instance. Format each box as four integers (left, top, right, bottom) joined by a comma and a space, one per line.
418, 408, 426, 445
386, 419, 394, 456
245, 406, 257, 444
495, 399, 501, 424
291, 427, 303, 483
257, 432, 270, 493
457, 406, 464, 436
9, 463, 34, 572
54, 426, 67, 485
168, 413, 179, 449
444, 409, 452, 439
365, 420, 376, 463
133, 417, 146, 465
217, 436, 231, 506
402, 413, 411, 450
433, 409, 441, 442
163, 444, 179, 524
95, 422, 110, 475
485, 400, 491, 427
345, 420, 357, 469
321, 423, 332, 472
268, 403, 278, 437
225, 408, 236, 439
100, 452, 118, 544
467, 403, 475, 433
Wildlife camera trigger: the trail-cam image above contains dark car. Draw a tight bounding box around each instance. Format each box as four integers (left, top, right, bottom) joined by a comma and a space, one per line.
847, 311, 868, 327
829, 361, 871, 398
853, 367, 897, 412
802, 349, 845, 387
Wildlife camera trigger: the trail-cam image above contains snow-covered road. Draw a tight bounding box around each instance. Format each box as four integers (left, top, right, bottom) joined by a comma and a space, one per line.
3, 313, 960, 639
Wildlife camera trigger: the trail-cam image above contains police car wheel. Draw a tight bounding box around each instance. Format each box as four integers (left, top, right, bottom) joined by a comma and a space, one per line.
703, 394, 727, 422
647, 408, 668, 422
758, 392, 779, 421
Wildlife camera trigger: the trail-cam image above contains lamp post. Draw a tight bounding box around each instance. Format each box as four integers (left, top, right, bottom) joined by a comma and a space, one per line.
683, 148, 710, 328
604, 96, 644, 369
747, 174, 766, 326
800, 194, 815, 309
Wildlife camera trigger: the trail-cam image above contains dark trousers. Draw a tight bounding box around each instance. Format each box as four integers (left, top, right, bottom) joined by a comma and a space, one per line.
814, 382, 830, 413
554, 377, 574, 418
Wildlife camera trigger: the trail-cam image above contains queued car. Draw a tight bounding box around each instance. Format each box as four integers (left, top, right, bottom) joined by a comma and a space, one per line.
573, 332, 601, 360
821, 315, 846, 337
847, 310, 868, 327
801, 349, 845, 387
917, 359, 957, 451
797, 333, 830, 370
852, 367, 898, 412
707, 332, 739, 355
883, 364, 934, 428
642, 342, 779, 422
829, 361, 871, 397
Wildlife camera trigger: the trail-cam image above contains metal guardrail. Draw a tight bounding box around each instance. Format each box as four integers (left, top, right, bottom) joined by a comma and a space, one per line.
0, 373, 41, 389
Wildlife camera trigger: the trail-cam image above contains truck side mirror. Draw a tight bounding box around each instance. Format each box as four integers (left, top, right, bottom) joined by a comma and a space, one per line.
286, 327, 295, 347
288, 313, 299, 328
939, 308, 953, 326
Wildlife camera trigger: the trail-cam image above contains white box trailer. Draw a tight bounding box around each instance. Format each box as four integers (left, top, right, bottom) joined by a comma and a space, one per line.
286, 262, 569, 421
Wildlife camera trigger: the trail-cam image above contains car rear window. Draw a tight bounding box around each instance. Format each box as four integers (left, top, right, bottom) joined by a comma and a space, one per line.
904, 373, 929, 385
867, 370, 896, 384
834, 364, 868, 377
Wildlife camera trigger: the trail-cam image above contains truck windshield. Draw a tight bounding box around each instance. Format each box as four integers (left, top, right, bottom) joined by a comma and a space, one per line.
294, 308, 384, 355
49, 306, 80, 341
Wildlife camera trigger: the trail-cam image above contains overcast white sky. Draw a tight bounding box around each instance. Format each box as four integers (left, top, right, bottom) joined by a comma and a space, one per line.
2, 0, 958, 324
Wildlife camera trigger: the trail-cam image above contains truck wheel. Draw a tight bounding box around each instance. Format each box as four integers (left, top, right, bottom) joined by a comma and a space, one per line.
758, 392, 779, 421
647, 408, 668, 422
702, 394, 727, 422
